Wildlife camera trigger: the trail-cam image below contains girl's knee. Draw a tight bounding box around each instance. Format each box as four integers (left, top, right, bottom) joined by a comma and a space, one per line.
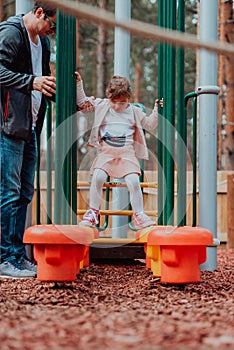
125, 173, 141, 191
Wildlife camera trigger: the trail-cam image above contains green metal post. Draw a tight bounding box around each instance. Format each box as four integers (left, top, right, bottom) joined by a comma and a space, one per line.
36, 138, 41, 224
54, 11, 63, 224
54, 8, 77, 224
192, 96, 197, 226
157, 0, 177, 226
177, 0, 186, 226
157, 0, 164, 225
71, 19, 78, 224
163, 0, 176, 225
46, 101, 52, 224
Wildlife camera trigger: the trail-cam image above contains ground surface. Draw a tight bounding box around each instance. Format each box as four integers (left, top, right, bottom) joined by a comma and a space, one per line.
0, 248, 233, 350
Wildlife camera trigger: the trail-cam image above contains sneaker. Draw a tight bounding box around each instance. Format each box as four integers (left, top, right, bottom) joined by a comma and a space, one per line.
19, 258, 37, 273
133, 212, 155, 230
0, 260, 36, 278
79, 208, 99, 227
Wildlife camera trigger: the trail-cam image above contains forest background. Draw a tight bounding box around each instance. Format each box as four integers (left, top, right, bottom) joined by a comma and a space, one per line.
1, 0, 234, 170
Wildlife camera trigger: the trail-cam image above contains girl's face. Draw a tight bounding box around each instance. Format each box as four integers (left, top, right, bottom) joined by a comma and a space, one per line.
110, 97, 130, 112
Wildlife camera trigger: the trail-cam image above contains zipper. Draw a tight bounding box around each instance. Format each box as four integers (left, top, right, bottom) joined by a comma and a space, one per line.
4, 91, 10, 122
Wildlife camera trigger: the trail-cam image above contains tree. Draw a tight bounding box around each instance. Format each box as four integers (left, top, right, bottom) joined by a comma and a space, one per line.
218, 0, 234, 169
78, 0, 197, 109
0, 0, 15, 21
96, 0, 108, 97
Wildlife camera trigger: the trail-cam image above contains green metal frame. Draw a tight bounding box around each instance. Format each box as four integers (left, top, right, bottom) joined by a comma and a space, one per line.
54, 8, 77, 224
35, 0, 199, 232
157, 0, 177, 225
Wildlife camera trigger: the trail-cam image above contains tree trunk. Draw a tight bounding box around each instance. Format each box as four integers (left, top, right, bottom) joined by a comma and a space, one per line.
134, 62, 141, 103
76, 0, 80, 69
219, 0, 234, 169
96, 0, 108, 97
0, 0, 3, 22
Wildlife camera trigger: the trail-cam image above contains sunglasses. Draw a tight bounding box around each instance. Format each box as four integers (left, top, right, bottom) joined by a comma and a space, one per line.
44, 13, 56, 31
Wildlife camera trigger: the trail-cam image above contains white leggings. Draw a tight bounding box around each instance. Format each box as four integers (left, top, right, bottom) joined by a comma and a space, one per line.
90, 168, 143, 213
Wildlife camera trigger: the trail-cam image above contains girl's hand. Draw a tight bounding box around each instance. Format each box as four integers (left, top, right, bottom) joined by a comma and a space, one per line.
75, 71, 82, 82
155, 98, 164, 108
78, 98, 95, 113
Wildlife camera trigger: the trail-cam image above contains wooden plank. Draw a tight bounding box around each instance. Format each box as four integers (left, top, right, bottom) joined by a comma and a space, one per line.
31, 170, 234, 242
227, 174, 234, 248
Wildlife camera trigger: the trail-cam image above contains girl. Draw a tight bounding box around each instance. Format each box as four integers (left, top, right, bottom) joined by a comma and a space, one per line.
76, 72, 162, 230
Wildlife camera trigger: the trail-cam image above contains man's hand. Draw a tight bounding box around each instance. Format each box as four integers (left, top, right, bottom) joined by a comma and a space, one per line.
33, 76, 56, 97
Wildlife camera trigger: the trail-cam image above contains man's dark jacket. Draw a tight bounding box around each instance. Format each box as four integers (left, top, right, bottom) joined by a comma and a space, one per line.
0, 14, 52, 141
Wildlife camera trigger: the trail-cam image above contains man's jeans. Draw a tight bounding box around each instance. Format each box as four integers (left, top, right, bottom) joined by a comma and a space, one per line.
0, 131, 37, 263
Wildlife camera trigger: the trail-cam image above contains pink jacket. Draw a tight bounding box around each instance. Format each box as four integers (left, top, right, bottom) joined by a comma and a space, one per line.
86, 98, 158, 160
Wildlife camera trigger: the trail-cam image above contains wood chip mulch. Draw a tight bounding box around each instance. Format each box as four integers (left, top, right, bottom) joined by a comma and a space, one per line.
0, 248, 233, 350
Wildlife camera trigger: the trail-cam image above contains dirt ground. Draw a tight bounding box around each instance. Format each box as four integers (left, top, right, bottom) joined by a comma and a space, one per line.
0, 247, 233, 350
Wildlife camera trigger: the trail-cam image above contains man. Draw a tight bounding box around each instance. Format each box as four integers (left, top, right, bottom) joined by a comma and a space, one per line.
0, 2, 56, 278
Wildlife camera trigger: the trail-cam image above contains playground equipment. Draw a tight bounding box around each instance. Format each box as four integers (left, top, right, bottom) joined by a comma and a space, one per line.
145, 226, 213, 284
112, 0, 131, 237
23, 225, 98, 281
28, 0, 222, 279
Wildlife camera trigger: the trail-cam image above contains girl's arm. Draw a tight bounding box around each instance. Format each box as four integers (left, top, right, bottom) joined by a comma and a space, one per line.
75, 71, 95, 113
140, 98, 163, 131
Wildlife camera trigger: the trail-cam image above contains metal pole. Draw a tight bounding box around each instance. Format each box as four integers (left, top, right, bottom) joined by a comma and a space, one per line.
165, 0, 176, 225
55, 10, 77, 224
177, 0, 186, 226
15, 0, 34, 15
114, 0, 130, 78
199, 0, 218, 271
157, 0, 164, 225
46, 102, 52, 224
112, 0, 130, 238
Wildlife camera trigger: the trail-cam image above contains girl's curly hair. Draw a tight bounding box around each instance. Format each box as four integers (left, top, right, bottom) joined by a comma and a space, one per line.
106, 75, 132, 100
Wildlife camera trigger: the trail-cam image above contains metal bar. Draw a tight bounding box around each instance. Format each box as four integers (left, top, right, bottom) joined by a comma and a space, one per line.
36, 138, 41, 224
77, 181, 158, 188
55, 8, 77, 224
177, 0, 185, 226
199, 0, 218, 271
157, 0, 164, 225
164, 0, 176, 225
183, 91, 197, 227
38, 0, 234, 57
97, 176, 110, 231
192, 96, 197, 226
77, 210, 158, 216
71, 16, 77, 224
54, 10, 64, 223
46, 101, 52, 224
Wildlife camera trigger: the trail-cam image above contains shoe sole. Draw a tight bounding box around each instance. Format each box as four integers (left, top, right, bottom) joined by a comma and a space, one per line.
0, 274, 36, 279
134, 222, 155, 230
20, 266, 37, 273
79, 221, 96, 227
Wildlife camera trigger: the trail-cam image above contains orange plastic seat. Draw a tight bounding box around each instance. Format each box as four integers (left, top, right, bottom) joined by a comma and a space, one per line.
23, 225, 99, 281
136, 226, 157, 270
147, 226, 214, 284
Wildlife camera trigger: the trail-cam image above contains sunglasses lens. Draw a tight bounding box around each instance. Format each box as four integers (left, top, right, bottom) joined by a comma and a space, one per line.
45, 14, 56, 31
